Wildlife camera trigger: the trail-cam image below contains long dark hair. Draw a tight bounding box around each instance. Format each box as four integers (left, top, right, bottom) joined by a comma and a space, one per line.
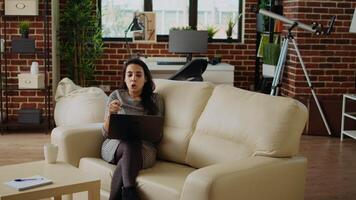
122, 58, 158, 115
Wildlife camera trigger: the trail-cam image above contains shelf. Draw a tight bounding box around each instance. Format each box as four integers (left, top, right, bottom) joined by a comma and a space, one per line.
341, 130, 356, 140
2, 85, 47, 91
341, 94, 356, 141
345, 94, 356, 101
344, 112, 356, 120
0, 119, 51, 134
1, 51, 45, 55
0, 0, 51, 134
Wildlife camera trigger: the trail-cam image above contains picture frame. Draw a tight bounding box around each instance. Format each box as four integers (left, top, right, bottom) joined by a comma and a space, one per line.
133, 12, 156, 43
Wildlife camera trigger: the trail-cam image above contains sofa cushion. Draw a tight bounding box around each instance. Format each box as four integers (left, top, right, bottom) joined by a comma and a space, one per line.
137, 161, 195, 200
154, 79, 214, 164
186, 85, 308, 168
79, 158, 195, 200
54, 78, 107, 126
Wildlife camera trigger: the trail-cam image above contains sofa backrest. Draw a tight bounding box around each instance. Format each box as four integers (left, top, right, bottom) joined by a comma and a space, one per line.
154, 79, 214, 164
186, 85, 308, 168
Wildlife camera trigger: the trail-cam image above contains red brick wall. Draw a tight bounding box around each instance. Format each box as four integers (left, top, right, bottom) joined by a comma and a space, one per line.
281, 1, 356, 135
93, 0, 259, 90
282, 0, 356, 98
93, 0, 355, 97
88, 0, 258, 90
0, 0, 52, 120
5, 0, 351, 134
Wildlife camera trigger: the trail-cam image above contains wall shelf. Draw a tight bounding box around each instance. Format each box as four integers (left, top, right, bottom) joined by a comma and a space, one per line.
0, 0, 51, 134
341, 94, 356, 141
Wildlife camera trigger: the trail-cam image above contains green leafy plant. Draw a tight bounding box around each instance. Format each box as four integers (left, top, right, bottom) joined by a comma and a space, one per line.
59, 0, 103, 86
19, 21, 30, 38
225, 18, 236, 39
207, 26, 219, 39
263, 43, 281, 65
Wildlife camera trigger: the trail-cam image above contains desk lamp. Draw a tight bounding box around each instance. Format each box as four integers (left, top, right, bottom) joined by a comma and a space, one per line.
124, 15, 144, 56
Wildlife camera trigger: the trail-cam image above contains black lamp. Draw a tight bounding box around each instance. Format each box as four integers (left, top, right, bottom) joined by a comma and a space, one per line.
125, 15, 144, 57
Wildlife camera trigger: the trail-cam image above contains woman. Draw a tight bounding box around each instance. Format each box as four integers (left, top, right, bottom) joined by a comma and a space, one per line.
101, 58, 164, 200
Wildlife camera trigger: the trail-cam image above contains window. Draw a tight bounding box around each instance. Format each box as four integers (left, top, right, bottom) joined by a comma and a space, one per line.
198, 0, 241, 39
153, 0, 189, 35
101, 0, 242, 41
101, 0, 143, 38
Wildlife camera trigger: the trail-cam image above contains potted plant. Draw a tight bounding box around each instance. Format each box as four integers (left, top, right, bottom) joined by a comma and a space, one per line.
19, 21, 30, 38
59, 0, 103, 86
226, 18, 236, 42
207, 26, 219, 42
262, 43, 280, 78
12, 20, 35, 53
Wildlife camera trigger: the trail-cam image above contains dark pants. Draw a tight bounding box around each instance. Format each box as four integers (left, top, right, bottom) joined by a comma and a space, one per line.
109, 140, 143, 200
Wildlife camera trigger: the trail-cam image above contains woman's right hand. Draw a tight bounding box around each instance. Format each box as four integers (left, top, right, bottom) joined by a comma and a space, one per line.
109, 99, 121, 114
103, 99, 121, 137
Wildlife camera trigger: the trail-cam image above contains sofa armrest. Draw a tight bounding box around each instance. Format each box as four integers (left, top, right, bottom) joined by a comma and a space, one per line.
51, 123, 105, 167
180, 156, 307, 200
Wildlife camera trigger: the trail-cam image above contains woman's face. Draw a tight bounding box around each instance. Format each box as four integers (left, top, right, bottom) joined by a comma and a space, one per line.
125, 64, 146, 95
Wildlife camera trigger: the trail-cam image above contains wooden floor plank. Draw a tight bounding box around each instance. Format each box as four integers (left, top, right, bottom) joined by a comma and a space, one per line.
0, 133, 355, 200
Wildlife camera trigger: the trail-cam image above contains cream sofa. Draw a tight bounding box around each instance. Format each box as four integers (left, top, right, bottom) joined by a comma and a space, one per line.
51, 79, 308, 200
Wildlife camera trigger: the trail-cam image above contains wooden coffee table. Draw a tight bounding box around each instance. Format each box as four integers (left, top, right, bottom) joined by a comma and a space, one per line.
0, 161, 100, 200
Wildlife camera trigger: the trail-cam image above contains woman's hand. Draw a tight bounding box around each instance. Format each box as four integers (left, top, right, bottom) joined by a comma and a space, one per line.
104, 99, 121, 135
109, 99, 122, 115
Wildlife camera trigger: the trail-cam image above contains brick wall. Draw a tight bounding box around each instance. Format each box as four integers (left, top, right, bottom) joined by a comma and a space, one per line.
92, 0, 355, 96
0, 0, 51, 121
281, 1, 356, 135
282, 0, 356, 98
93, 0, 259, 90
4, 0, 351, 134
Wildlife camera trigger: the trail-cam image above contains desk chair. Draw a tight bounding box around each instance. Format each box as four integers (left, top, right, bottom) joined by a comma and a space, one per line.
168, 59, 208, 81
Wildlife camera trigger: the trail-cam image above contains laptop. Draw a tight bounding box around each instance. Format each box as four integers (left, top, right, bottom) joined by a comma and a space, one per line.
108, 114, 164, 142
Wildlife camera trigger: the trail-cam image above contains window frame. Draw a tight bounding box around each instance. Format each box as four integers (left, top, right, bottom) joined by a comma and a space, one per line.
100, 0, 243, 43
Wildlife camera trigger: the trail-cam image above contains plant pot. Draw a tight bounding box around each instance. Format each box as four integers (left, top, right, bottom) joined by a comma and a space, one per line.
11, 38, 35, 53
262, 63, 276, 78
208, 37, 213, 43
226, 37, 233, 43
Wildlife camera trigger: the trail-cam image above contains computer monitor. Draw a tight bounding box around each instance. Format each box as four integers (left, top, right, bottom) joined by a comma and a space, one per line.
168, 30, 208, 62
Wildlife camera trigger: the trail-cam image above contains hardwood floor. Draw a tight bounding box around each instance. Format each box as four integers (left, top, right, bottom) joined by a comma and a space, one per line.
0, 132, 50, 165
0, 133, 355, 199
300, 136, 356, 200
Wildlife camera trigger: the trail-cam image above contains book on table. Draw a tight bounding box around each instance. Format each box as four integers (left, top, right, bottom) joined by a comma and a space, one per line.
4, 175, 53, 191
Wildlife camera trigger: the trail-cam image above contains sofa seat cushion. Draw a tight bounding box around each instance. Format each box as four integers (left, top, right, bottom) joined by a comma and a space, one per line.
79, 158, 195, 200
137, 161, 195, 200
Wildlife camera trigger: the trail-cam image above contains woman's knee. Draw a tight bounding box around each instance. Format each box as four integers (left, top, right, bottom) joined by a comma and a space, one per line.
118, 141, 141, 153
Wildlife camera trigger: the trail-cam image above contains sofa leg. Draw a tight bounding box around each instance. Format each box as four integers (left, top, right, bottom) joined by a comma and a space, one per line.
122, 186, 140, 200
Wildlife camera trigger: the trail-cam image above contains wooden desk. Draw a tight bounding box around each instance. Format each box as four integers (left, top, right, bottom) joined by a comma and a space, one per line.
0, 161, 100, 200
142, 57, 234, 85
